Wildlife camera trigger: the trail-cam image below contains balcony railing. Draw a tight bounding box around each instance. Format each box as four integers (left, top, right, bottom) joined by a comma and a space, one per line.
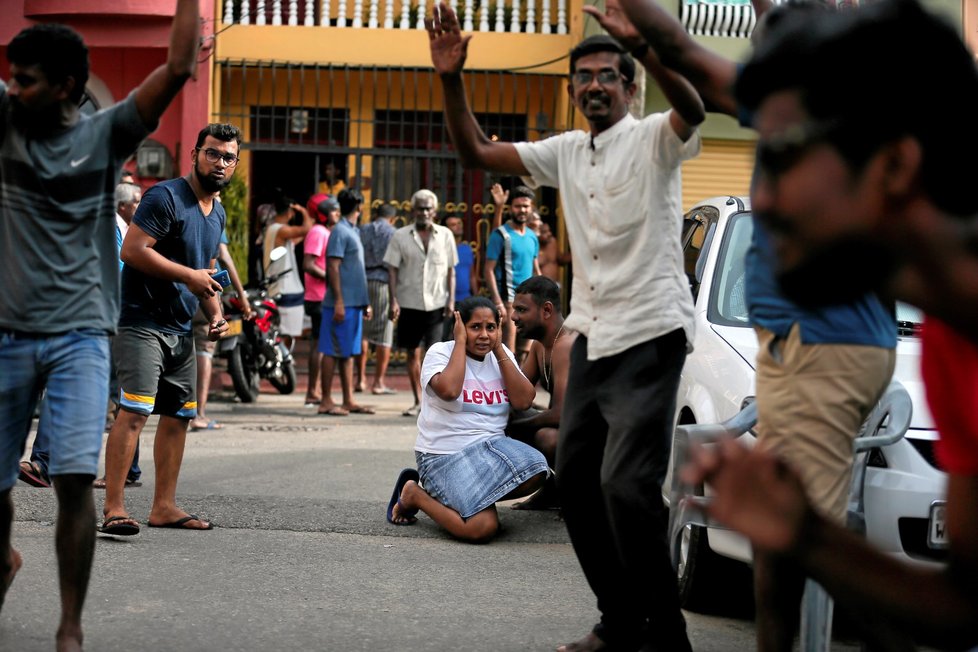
680, 0, 757, 39
222, 0, 568, 34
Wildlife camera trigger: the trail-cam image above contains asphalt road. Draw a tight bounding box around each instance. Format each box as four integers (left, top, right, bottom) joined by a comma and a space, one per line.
3, 369, 863, 651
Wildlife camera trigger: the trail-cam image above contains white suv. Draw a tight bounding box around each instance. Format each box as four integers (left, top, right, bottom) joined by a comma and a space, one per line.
670, 196, 948, 611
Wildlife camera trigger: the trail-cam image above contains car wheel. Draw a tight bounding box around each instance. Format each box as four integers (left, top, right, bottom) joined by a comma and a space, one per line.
677, 520, 715, 611
676, 495, 754, 614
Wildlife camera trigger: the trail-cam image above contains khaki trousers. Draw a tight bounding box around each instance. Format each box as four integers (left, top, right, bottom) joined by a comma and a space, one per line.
754, 324, 896, 522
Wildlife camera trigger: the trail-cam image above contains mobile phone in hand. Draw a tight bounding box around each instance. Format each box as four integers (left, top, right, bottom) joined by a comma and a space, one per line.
211, 270, 231, 291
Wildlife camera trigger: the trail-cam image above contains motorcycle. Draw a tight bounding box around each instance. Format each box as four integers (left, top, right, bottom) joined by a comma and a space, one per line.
218, 248, 297, 402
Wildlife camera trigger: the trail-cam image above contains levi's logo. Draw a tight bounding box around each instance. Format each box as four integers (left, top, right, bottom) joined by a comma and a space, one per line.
462, 388, 510, 405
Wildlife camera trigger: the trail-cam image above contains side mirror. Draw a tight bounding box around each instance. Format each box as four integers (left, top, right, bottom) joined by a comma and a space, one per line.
269, 246, 287, 263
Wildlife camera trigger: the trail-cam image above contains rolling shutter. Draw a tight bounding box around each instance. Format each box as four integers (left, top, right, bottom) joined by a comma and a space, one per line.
681, 138, 756, 210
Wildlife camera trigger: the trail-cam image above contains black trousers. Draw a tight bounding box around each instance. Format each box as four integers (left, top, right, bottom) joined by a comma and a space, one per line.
556, 331, 691, 652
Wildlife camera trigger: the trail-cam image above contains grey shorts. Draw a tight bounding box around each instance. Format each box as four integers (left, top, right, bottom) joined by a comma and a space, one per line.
364, 279, 393, 347
114, 326, 197, 419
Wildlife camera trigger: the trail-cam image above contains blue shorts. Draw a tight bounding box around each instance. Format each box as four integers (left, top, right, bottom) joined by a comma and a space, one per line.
416, 436, 549, 519
319, 307, 364, 358
0, 329, 109, 490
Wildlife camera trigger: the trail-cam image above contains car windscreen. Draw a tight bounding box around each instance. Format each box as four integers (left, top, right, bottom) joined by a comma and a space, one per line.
708, 211, 753, 327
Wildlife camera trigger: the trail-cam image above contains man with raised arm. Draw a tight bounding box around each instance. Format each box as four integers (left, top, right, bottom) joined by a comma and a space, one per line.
0, 3, 204, 648
427, 4, 704, 649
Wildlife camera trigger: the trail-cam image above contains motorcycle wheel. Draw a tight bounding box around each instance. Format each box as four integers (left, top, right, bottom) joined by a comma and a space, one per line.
269, 361, 297, 395
228, 343, 261, 403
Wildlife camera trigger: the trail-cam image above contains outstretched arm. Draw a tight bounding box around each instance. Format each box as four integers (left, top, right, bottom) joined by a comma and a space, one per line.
683, 438, 978, 649
427, 3, 529, 174
590, 0, 738, 117
133, 0, 201, 129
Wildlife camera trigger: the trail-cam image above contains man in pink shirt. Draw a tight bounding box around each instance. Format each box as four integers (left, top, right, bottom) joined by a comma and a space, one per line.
302, 194, 340, 406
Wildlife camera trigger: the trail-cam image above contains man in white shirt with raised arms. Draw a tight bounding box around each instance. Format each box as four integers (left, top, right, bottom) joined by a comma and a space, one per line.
426, 3, 704, 650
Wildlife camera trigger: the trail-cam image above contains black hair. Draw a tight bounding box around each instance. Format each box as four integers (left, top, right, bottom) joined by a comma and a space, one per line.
736, 0, 978, 217
7, 24, 89, 104
569, 34, 635, 84
194, 123, 242, 150
751, 0, 831, 44
273, 189, 294, 215
376, 204, 398, 220
338, 188, 364, 216
514, 276, 561, 313
458, 296, 499, 325
508, 185, 535, 205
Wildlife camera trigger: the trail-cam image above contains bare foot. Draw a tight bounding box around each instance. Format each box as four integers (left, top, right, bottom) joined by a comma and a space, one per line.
557, 632, 606, 652
147, 508, 212, 530
1, 547, 22, 608
390, 480, 421, 525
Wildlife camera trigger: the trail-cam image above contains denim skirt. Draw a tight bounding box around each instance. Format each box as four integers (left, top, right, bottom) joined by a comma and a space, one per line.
415, 436, 549, 519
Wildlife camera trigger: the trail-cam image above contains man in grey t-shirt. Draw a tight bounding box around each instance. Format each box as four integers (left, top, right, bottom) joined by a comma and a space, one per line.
0, 6, 204, 647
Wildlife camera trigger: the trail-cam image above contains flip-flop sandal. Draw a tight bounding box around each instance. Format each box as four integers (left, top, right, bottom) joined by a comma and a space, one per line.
371, 387, 397, 395
401, 405, 421, 417
386, 468, 420, 525
317, 407, 349, 416
98, 515, 140, 536
191, 419, 223, 431
347, 406, 375, 415
147, 514, 214, 530
93, 477, 143, 489
18, 461, 50, 488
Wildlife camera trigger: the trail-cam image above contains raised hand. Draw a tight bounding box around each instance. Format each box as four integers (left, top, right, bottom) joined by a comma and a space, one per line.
582, 0, 645, 52
426, 2, 473, 76
490, 183, 509, 208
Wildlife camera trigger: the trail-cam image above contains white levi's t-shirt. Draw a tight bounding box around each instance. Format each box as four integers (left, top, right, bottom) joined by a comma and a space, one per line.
415, 340, 523, 454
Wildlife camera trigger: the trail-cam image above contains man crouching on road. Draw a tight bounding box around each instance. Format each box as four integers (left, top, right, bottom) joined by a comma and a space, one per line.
507, 275, 575, 510
100, 124, 239, 536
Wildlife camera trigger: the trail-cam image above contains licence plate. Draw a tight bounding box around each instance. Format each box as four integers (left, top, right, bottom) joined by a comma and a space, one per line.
223, 319, 243, 337
928, 501, 948, 549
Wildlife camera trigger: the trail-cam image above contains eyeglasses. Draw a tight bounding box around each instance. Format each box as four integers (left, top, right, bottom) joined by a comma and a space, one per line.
755, 120, 843, 178
570, 70, 623, 87
197, 147, 239, 167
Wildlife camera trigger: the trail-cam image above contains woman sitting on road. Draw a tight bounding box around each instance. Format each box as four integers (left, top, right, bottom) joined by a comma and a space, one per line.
386, 296, 549, 542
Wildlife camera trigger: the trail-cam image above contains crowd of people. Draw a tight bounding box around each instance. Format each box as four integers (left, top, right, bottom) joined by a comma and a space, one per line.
2, 0, 978, 650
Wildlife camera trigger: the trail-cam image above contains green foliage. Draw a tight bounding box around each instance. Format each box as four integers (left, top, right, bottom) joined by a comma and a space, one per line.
222, 173, 249, 282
